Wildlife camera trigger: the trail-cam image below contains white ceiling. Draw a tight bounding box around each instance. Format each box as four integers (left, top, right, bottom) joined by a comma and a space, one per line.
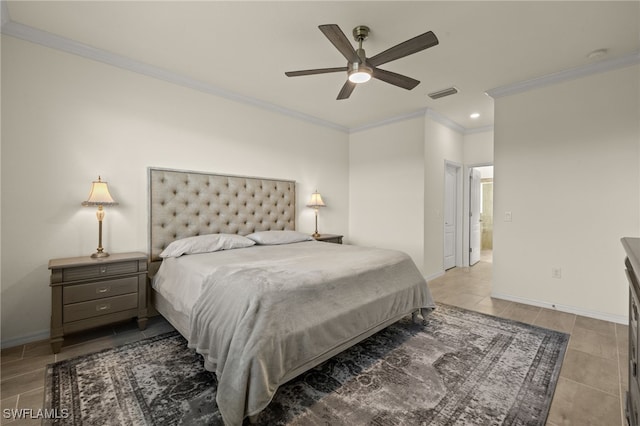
3, 1, 639, 132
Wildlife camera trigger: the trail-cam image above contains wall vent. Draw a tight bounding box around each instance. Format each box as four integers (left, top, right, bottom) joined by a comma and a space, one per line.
428, 87, 458, 100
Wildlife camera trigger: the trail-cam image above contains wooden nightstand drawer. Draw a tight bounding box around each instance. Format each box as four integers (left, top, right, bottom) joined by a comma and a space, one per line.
49, 252, 148, 353
63, 276, 139, 304
64, 293, 138, 322
62, 261, 139, 282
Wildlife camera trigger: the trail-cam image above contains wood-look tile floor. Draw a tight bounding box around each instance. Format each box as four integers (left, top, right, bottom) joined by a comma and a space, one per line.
430, 251, 628, 426
0, 317, 175, 425
0, 251, 628, 425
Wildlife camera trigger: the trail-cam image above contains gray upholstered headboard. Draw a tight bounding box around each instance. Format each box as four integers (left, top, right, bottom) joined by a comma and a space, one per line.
148, 167, 296, 264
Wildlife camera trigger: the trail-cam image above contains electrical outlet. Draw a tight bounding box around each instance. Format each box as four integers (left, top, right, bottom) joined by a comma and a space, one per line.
551, 268, 562, 279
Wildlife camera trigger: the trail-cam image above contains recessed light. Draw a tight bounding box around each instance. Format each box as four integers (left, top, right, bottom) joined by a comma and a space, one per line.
470, 113, 480, 119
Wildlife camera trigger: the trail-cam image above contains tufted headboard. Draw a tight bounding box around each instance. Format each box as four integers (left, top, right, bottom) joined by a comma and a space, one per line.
148, 167, 296, 264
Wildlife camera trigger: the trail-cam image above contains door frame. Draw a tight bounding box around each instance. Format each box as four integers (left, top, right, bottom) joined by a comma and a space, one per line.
463, 162, 493, 266
443, 161, 464, 270
469, 168, 482, 266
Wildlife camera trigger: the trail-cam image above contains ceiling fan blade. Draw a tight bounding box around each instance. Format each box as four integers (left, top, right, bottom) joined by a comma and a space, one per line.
319, 24, 358, 62
337, 80, 356, 100
368, 31, 439, 67
285, 67, 347, 77
372, 67, 420, 90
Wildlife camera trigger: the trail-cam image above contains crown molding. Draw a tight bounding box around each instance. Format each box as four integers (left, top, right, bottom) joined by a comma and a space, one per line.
3, 7, 636, 136
1, 13, 475, 136
1, 0, 10, 27
1, 19, 350, 133
349, 108, 428, 134
350, 108, 499, 135
1, 10, 501, 137
465, 125, 494, 135
426, 108, 466, 134
350, 107, 481, 135
486, 51, 640, 99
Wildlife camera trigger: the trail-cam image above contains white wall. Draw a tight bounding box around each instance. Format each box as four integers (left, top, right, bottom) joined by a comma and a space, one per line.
423, 116, 464, 277
493, 65, 640, 322
6, 29, 635, 346
1, 36, 349, 345
464, 130, 494, 166
349, 114, 465, 278
348, 117, 425, 271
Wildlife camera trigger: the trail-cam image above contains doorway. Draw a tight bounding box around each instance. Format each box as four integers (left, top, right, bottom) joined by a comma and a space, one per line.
469, 165, 494, 265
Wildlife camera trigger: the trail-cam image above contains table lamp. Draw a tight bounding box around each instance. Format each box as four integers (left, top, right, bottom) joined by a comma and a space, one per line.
82, 176, 118, 258
307, 190, 326, 237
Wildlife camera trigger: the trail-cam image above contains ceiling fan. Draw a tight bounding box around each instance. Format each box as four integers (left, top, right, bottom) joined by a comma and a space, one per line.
285, 24, 439, 100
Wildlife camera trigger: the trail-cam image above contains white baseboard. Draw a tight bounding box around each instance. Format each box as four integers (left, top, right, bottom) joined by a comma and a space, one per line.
491, 291, 628, 325
425, 270, 445, 281
1, 329, 50, 350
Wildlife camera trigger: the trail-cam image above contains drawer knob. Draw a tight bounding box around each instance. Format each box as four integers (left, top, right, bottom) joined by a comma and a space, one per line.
96, 286, 111, 294
96, 303, 111, 312
100, 267, 107, 274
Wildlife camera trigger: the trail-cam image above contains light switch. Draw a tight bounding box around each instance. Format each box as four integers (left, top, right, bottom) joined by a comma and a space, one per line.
504, 211, 512, 222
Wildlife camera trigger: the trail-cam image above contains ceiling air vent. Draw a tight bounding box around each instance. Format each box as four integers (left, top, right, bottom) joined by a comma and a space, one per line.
428, 87, 458, 100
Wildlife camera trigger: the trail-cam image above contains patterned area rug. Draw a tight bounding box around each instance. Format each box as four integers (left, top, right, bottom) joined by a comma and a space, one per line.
44, 304, 568, 425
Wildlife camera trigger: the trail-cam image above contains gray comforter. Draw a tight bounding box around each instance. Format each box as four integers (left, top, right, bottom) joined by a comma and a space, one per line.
185, 241, 434, 425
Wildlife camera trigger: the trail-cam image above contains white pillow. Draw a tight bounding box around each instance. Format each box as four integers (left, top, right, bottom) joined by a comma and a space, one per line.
246, 230, 313, 245
160, 233, 255, 258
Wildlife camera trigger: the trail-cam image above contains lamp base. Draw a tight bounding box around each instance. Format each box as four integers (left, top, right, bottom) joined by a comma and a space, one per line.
91, 251, 110, 258
312, 232, 321, 237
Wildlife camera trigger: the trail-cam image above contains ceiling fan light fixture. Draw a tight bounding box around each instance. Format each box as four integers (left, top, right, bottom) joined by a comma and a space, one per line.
348, 70, 372, 83
348, 62, 372, 84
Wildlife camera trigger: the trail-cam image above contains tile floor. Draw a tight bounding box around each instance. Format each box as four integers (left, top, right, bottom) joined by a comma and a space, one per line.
0, 251, 629, 425
429, 252, 628, 426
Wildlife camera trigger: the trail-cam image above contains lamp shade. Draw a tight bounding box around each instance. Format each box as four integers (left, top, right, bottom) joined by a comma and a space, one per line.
307, 191, 326, 208
81, 176, 118, 206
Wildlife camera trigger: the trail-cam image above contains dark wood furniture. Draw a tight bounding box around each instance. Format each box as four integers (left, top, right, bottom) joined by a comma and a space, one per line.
313, 234, 343, 244
48, 252, 148, 353
623, 237, 640, 426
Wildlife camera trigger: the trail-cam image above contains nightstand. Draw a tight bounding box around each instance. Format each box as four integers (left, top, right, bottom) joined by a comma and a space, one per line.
48, 252, 148, 353
313, 234, 343, 244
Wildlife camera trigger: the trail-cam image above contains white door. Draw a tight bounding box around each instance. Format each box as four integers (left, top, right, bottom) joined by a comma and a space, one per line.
444, 165, 457, 270
469, 168, 482, 266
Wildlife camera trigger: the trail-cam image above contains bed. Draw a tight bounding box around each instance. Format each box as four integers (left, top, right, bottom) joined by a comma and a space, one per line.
147, 167, 435, 425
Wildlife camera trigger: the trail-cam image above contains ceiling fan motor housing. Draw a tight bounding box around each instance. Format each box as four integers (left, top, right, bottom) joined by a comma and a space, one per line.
353, 25, 370, 42
348, 61, 372, 75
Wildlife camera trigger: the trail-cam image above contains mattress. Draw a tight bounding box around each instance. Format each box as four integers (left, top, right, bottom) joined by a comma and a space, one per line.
152, 240, 434, 425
